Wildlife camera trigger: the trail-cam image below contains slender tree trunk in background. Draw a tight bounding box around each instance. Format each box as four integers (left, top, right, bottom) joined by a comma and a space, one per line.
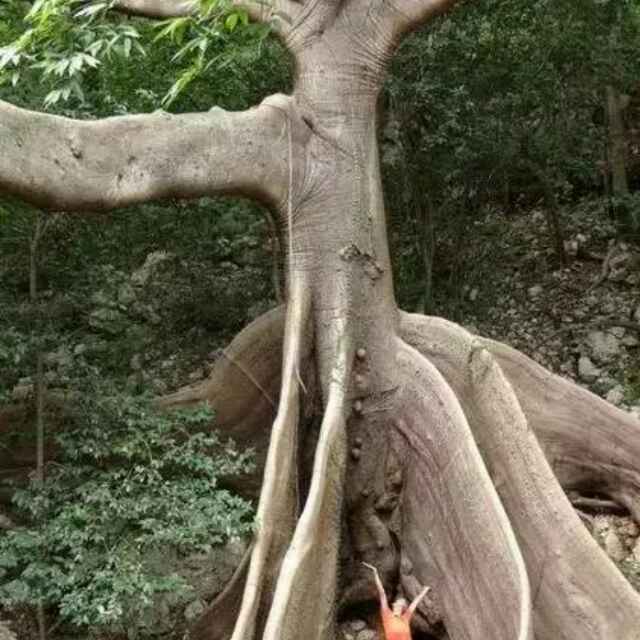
31, 216, 47, 640
3, 1, 640, 638
528, 164, 567, 266
606, 85, 629, 197
419, 193, 435, 314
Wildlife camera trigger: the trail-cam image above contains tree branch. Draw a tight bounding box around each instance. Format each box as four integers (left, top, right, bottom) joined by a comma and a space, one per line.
0, 95, 293, 211
380, 0, 461, 41
113, 0, 196, 18
112, 0, 301, 35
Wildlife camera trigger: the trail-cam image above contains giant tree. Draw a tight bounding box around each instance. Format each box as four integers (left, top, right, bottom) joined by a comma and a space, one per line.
2, 0, 640, 638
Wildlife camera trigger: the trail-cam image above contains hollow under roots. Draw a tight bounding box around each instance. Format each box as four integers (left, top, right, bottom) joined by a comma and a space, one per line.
164, 308, 640, 640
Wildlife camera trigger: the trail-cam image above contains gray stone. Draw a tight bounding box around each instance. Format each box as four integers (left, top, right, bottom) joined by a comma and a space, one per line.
0, 621, 16, 640
528, 284, 543, 299
577, 356, 600, 383
469, 287, 479, 302
605, 386, 625, 406
604, 529, 627, 562
131, 251, 172, 287
348, 620, 366, 632
118, 282, 136, 305
184, 599, 205, 622
89, 307, 128, 335
634, 539, 640, 562
73, 343, 87, 356
11, 383, 33, 401
586, 330, 620, 364
357, 630, 376, 640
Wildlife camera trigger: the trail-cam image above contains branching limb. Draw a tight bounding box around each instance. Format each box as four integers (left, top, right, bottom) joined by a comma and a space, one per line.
113, 0, 302, 37
0, 95, 293, 211
400, 312, 640, 640
373, 0, 460, 44
113, 0, 196, 18
230, 276, 312, 640
395, 339, 533, 640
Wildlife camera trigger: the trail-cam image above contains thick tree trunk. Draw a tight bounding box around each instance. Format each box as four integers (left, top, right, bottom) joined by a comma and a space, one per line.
2, 1, 640, 638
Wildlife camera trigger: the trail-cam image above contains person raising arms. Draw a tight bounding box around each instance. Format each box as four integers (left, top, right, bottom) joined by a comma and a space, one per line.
362, 563, 430, 640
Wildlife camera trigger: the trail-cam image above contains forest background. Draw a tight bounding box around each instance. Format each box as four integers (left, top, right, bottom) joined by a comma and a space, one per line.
1, 0, 640, 638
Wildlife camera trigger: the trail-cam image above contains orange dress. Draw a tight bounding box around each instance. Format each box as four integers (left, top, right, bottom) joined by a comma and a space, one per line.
381, 606, 412, 640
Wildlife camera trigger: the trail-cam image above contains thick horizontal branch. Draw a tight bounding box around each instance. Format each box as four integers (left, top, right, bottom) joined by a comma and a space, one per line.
113, 0, 300, 35
0, 95, 293, 211
114, 0, 196, 18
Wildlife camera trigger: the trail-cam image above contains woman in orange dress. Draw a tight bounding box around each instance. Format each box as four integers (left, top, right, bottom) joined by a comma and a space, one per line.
363, 563, 430, 640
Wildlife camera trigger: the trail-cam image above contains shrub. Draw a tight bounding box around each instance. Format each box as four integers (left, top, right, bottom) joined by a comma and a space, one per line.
0, 392, 254, 636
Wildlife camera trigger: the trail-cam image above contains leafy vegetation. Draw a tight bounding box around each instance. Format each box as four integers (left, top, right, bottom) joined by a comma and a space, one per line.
0, 393, 254, 635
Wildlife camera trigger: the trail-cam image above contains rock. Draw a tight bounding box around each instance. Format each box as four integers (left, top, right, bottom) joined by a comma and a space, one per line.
118, 282, 136, 305
618, 519, 639, 538
634, 539, 640, 562
469, 287, 479, 302
577, 356, 600, 383
131, 251, 172, 287
357, 630, 376, 640
531, 210, 545, 224
604, 529, 627, 562
11, 383, 33, 401
634, 305, 640, 324
44, 346, 73, 369
564, 239, 579, 257
348, 620, 366, 632
528, 284, 543, 299
0, 513, 14, 530
586, 330, 620, 364
88, 307, 128, 335
72, 344, 87, 358
605, 386, 625, 406
184, 599, 205, 622
622, 334, 639, 347
593, 515, 612, 537
0, 621, 16, 640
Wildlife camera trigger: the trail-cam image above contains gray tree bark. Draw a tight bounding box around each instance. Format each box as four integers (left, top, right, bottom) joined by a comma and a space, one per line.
2, 1, 640, 638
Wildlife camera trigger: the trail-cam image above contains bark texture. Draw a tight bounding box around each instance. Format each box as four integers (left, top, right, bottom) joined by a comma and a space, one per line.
3, 0, 640, 638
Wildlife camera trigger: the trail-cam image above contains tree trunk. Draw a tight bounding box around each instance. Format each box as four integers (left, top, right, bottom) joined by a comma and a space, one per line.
2, 1, 640, 639
606, 85, 629, 197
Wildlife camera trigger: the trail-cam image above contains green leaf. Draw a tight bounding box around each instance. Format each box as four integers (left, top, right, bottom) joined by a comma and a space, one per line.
225, 13, 239, 32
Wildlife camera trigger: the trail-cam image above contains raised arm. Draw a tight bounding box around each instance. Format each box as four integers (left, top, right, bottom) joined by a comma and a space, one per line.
0, 95, 294, 212
363, 562, 390, 613
405, 585, 430, 620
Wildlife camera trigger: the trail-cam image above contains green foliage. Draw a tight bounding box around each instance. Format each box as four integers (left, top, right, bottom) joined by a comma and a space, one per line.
0, 0, 279, 108
384, 0, 640, 310
0, 392, 254, 634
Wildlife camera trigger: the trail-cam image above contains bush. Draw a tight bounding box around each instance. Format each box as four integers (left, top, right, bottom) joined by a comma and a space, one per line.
0, 392, 254, 636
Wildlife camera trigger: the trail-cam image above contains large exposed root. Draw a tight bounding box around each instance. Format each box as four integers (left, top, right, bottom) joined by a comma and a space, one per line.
158, 307, 286, 496
262, 329, 352, 640
480, 336, 640, 523
401, 313, 640, 639
395, 339, 533, 640
229, 283, 311, 640
190, 546, 252, 640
